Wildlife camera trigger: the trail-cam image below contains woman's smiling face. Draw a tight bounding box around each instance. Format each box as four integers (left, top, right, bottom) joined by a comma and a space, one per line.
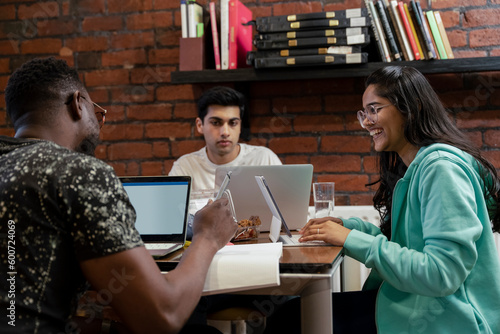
361, 84, 415, 162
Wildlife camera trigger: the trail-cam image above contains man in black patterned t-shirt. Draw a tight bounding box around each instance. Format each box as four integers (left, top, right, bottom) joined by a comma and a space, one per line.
0, 57, 237, 334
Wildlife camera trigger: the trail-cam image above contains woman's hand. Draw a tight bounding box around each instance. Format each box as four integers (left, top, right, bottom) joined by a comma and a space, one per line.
299, 217, 352, 246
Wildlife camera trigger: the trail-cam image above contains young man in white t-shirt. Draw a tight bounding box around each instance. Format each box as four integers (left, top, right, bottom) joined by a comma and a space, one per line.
169, 86, 282, 192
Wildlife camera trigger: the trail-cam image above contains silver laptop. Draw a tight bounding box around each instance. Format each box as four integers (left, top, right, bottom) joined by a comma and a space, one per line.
214, 165, 313, 232
120, 176, 191, 258
255, 175, 328, 247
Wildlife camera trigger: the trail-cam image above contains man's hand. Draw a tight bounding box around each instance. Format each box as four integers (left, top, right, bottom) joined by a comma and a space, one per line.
191, 197, 238, 250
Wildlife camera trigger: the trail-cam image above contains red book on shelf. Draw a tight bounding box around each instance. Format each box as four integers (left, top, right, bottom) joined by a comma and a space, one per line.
228, 0, 253, 69
209, 2, 221, 70
397, 1, 421, 60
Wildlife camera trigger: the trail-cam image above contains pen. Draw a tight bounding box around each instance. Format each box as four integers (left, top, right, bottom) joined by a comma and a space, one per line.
214, 171, 232, 200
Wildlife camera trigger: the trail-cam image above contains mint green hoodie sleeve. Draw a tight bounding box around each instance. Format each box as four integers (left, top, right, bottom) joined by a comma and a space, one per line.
342, 216, 382, 236
344, 156, 483, 297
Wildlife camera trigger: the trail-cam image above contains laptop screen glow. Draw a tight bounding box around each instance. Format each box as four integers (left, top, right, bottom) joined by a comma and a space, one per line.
122, 181, 189, 236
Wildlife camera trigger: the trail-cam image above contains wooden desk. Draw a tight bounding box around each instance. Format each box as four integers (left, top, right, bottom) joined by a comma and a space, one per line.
157, 234, 343, 334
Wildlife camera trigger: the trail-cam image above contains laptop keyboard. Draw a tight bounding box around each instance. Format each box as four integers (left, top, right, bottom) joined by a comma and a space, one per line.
145, 243, 179, 250
280, 234, 327, 246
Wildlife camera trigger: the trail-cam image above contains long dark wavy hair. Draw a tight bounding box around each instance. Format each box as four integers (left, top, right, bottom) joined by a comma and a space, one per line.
366, 66, 500, 237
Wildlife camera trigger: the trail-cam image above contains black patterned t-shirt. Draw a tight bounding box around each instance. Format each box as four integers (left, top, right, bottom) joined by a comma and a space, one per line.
0, 136, 143, 333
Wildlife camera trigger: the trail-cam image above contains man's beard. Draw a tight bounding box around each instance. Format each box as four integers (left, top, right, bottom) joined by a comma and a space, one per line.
75, 134, 99, 156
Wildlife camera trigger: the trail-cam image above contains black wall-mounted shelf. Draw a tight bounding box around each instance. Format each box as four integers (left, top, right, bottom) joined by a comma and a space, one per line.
171, 56, 500, 84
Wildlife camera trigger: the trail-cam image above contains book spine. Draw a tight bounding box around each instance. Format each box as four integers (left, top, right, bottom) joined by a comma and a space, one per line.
365, 0, 388, 62
257, 17, 369, 33
426, 10, 447, 59
434, 11, 454, 59
228, 0, 237, 69
187, 1, 202, 38
181, 0, 188, 38
390, 1, 413, 61
255, 35, 368, 50
256, 8, 368, 25
415, 0, 437, 59
209, 2, 221, 70
254, 53, 368, 69
327, 45, 362, 54
404, 3, 424, 59
397, 1, 420, 60
376, 0, 402, 61
220, 0, 229, 69
255, 27, 369, 43
369, 0, 392, 62
382, 0, 408, 60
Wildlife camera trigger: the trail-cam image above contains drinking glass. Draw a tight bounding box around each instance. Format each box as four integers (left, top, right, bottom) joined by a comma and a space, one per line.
313, 182, 335, 218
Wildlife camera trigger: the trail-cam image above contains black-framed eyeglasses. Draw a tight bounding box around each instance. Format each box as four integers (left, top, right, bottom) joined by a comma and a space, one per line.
357, 104, 392, 128
65, 94, 107, 128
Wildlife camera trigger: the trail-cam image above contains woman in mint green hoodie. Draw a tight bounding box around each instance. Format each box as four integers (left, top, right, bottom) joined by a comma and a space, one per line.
299, 66, 500, 333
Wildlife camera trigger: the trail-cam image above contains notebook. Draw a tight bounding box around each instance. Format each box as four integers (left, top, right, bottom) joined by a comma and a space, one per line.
120, 176, 191, 258
214, 165, 313, 232
255, 175, 328, 247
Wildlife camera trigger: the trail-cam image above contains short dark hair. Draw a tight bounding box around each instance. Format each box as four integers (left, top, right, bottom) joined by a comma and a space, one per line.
5, 57, 84, 128
197, 86, 245, 121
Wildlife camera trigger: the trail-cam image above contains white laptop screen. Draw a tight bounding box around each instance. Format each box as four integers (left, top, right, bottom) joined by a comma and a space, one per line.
120, 176, 190, 242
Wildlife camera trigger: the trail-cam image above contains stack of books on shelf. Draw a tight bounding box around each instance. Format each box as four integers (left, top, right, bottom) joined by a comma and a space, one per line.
365, 0, 454, 62
248, 8, 371, 69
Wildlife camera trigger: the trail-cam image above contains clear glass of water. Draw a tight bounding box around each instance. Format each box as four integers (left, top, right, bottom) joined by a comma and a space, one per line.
313, 182, 335, 218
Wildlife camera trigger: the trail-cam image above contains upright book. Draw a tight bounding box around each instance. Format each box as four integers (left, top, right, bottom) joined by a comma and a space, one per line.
425, 10, 447, 59
367, 0, 391, 62
412, 0, 436, 59
187, 0, 204, 38
220, 0, 230, 69
382, 0, 408, 60
228, 0, 253, 69
397, 1, 420, 60
434, 11, 454, 59
180, 0, 188, 38
209, 2, 221, 70
390, 0, 413, 60
375, 0, 402, 61
404, 3, 424, 59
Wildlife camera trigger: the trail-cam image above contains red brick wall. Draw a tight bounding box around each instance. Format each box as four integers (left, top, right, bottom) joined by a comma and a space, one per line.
1, 0, 500, 205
